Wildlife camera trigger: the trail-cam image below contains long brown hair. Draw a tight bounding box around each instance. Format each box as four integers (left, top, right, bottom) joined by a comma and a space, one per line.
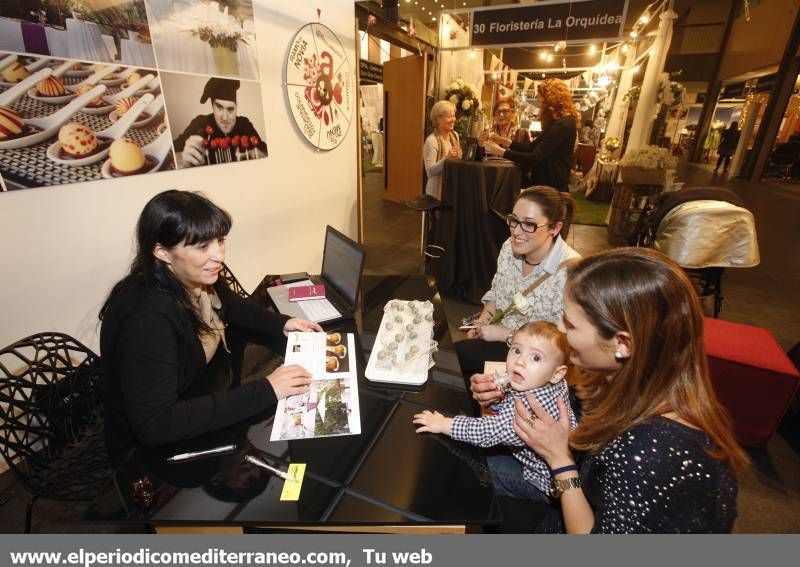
567, 248, 749, 472
537, 79, 580, 130
517, 185, 576, 239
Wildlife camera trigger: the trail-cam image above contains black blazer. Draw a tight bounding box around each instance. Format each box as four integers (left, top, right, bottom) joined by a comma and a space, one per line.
100, 280, 290, 462
504, 115, 577, 191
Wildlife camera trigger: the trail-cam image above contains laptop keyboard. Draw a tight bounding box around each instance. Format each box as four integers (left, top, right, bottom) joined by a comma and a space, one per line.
298, 298, 341, 322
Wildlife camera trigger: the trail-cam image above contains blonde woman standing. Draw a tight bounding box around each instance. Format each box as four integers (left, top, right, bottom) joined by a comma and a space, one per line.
423, 100, 462, 200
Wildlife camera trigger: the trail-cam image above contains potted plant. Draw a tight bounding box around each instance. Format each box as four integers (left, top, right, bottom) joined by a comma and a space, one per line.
619, 145, 677, 185
443, 78, 483, 138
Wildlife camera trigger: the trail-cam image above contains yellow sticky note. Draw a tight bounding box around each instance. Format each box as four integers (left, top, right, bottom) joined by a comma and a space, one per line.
279, 463, 306, 501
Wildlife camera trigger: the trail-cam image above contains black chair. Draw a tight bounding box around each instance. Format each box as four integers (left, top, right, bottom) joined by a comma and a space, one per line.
218, 262, 250, 299
0, 333, 113, 532
403, 194, 451, 272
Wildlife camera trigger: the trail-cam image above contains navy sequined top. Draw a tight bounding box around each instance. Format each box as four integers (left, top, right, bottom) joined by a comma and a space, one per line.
540, 416, 738, 533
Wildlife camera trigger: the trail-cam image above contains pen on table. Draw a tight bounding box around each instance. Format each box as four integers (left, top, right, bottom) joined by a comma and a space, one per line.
244, 455, 295, 481
166, 444, 237, 462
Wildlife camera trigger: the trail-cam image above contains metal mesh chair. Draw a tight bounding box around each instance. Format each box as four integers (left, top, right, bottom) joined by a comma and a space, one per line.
218, 262, 250, 299
0, 333, 113, 532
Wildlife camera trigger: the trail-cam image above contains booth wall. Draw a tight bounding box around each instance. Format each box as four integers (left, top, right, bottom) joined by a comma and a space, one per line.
0, 0, 359, 352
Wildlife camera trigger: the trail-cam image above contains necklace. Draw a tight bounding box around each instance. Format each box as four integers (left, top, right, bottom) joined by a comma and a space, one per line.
523, 256, 541, 267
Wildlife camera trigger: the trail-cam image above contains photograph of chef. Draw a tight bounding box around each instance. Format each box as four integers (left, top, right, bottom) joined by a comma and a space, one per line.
173, 77, 267, 168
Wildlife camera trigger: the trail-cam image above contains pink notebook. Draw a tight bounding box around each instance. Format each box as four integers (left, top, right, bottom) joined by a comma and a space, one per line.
287, 284, 326, 302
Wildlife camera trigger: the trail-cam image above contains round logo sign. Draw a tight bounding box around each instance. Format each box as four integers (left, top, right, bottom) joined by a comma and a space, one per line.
285, 23, 354, 151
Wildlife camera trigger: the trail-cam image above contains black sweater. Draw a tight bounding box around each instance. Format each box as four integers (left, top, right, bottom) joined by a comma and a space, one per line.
100, 280, 290, 463
503, 115, 577, 191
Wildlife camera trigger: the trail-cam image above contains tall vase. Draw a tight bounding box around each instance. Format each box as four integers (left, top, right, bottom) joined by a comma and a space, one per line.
212, 45, 239, 76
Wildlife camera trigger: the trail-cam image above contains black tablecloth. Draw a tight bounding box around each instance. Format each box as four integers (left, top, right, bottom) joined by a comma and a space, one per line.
433, 158, 522, 304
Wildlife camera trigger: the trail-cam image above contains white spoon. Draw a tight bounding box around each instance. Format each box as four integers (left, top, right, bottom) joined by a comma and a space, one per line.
0, 84, 106, 150
137, 76, 161, 95
26, 62, 78, 105
47, 93, 154, 166
0, 56, 50, 88
0, 54, 18, 73
0, 67, 53, 107
104, 73, 154, 103
65, 65, 120, 93
108, 93, 164, 128
101, 127, 173, 178
26, 57, 52, 72
63, 62, 92, 77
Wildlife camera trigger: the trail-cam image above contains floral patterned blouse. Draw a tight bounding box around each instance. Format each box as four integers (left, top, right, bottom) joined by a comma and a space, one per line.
481, 236, 581, 330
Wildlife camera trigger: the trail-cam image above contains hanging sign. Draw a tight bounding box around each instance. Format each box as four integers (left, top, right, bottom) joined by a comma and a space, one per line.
470, 0, 629, 48
359, 60, 384, 83
285, 23, 354, 151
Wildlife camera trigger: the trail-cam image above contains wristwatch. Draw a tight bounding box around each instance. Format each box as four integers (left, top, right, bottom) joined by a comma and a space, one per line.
551, 476, 582, 498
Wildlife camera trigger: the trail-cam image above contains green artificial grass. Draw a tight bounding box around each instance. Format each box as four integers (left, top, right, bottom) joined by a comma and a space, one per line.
572, 190, 610, 226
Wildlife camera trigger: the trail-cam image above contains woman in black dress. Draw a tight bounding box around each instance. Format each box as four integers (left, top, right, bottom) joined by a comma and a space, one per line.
484, 79, 579, 192
472, 248, 748, 533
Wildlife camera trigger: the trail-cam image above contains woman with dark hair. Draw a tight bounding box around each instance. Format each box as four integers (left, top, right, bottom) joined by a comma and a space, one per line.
100, 190, 322, 463
456, 186, 580, 383
503, 247, 747, 533
484, 79, 579, 192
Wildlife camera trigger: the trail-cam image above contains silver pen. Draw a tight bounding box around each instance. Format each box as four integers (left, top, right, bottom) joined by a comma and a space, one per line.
166, 444, 237, 462
244, 455, 295, 481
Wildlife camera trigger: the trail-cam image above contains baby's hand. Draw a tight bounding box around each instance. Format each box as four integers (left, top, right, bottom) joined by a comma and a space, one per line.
412, 410, 452, 435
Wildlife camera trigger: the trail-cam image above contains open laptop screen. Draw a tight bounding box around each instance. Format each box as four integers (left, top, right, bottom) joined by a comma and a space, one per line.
320, 226, 365, 308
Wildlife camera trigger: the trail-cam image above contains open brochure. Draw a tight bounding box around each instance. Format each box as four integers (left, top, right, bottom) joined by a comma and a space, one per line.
269, 332, 362, 442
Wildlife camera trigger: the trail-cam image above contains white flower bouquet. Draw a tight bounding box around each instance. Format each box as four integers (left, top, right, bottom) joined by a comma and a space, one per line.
620, 145, 678, 170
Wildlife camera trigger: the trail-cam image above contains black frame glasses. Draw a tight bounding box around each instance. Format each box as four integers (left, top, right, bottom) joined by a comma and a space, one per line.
506, 214, 553, 233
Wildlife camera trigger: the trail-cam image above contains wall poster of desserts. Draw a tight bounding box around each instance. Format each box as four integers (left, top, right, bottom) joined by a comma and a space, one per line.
0, 0, 269, 192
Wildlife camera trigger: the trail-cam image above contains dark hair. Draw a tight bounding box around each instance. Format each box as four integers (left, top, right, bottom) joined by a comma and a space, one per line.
730, 121, 738, 130
99, 190, 232, 333
516, 185, 576, 239
566, 248, 748, 471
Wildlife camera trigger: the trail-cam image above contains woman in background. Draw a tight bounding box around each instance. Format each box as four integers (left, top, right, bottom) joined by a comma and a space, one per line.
484, 79, 579, 192
423, 100, 462, 200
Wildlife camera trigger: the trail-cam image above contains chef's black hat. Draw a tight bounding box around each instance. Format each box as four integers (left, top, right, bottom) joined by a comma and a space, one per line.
200, 78, 240, 104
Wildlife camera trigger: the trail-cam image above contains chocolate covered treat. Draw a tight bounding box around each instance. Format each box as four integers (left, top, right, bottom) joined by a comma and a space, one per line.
0, 106, 24, 140
2, 62, 29, 83
58, 122, 98, 157
37, 76, 66, 97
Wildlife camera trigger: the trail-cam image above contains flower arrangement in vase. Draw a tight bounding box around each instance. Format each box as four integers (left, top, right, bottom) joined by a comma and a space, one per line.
444, 78, 483, 138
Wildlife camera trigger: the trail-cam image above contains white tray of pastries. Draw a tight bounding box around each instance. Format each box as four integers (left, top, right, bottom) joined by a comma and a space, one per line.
365, 299, 438, 386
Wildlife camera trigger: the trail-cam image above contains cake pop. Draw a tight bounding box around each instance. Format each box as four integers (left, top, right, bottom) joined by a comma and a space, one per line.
36, 76, 66, 97
58, 122, 98, 157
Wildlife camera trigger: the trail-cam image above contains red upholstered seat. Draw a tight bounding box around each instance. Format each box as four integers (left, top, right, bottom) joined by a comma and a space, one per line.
703, 317, 800, 446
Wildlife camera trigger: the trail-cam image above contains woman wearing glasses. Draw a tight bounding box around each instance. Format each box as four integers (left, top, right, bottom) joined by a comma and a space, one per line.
456, 186, 579, 384
484, 79, 579, 192
482, 96, 519, 142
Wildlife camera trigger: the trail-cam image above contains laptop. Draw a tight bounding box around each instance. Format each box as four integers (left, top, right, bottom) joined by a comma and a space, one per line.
267, 226, 366, 324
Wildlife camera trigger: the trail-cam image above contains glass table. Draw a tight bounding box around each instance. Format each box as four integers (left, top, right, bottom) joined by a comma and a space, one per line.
84, 275, 500, 533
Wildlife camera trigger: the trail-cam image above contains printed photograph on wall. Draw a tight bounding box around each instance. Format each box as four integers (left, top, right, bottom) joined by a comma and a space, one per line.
285, 22, 353, 151
0, 1, 155, 67
0, 51, 174, 190
160, 71, 267, 168
146, 0, 260, 80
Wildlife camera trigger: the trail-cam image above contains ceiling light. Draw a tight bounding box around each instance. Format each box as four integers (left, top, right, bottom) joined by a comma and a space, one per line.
546, 53, 554, 63
639, 14, 650, 25
632, 65, 641, 74
588, 44, 597, 55
621, 43, 629, 53
539, 51, 547, 61
432, 16, 437, 21
630, 30, 638, 38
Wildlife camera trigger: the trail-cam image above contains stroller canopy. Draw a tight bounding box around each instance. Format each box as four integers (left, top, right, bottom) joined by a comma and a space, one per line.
655, 199, 760, 269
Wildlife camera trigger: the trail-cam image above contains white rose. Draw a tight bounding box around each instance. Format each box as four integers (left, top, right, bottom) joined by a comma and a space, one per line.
449, 95, 459, 105
462, 99, 472, 111
512, 293, 530, 314
456, 78, 464, 86
448, 82, 459, 91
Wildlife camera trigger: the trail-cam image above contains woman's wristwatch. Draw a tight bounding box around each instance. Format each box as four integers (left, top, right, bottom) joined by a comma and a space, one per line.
551, 476, 582, 498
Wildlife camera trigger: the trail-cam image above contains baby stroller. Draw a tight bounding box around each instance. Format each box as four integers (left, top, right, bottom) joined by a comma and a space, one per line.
631, 187, 760, 317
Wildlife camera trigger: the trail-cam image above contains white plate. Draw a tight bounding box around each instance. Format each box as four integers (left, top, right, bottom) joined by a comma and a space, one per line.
80, 102, 114, 115
26, 87, 76, 105
46, 139, 111, 166
99, 74, 126, 87
100, 155, 159, 178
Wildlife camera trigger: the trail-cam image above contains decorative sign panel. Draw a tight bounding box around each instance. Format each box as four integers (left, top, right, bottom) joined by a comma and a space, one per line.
470, 0, 629, 48
285, 23, 354, 151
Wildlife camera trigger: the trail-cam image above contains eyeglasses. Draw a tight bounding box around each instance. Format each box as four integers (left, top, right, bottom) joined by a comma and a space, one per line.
495, 108, 511, 115
506, 214, 553, 233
